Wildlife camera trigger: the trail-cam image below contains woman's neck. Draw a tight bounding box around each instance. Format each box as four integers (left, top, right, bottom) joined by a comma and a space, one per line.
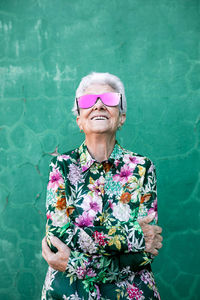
85, 134, 116, 162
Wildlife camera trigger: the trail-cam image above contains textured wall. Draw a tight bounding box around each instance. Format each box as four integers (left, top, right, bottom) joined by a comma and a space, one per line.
0, 0, 200, 299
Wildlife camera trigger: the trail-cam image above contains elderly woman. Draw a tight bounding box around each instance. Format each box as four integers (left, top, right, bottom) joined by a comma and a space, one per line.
42, 72, 163, 300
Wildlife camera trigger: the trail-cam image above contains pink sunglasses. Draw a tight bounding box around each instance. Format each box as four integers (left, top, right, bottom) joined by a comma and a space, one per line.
76, 92, 122, 114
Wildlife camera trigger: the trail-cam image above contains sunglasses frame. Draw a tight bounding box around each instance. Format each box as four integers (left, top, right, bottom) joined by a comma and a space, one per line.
76, 93, 123, 114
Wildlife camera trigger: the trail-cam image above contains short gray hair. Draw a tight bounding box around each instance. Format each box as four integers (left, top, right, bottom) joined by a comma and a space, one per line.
72, 72, 127, 115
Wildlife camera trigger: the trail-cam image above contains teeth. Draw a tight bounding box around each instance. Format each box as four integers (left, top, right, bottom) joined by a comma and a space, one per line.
93, 116, 107, 120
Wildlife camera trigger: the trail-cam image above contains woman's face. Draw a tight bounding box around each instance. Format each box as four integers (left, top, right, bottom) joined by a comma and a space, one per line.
76, 84, 126, 136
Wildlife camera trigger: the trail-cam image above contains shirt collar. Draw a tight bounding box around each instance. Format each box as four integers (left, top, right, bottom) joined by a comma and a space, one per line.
78, 140, 124, 173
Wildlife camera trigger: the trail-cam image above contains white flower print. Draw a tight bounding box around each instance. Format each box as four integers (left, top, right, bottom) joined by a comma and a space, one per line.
57, 154, 71, 161
51, 209, 69, 227
42, 266, 57, 299
68, 163, 84, 186
112, 202, 131, 222
78, 229, 97, 254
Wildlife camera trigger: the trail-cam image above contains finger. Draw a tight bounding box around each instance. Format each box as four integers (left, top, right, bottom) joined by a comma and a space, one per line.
141, 224, 151, 235
154, 226, 162, 234
143, 230, 157, 241
42, 237, 55, 258
151, 249, 159, 256
143, 226, 162, 239
42, 236, 46, 249
42, 236, 50, 252
138, 218, 144, 226
139, 213, 156, 225
42, 247, 46, 261
42, 237, 48, 256
144, 228, 156, 239
156, 235, 163, 242
156, 242, 163, 249
42, 240, 48, 261
50, 236, 67, 252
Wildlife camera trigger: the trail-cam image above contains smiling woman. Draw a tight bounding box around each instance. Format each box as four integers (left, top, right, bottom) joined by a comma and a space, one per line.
41, 72, 163, 300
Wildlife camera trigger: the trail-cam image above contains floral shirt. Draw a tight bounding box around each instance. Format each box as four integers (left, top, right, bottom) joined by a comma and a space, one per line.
42, 141, 160, 300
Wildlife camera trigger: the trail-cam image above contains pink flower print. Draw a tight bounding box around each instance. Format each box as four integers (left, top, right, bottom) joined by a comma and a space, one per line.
82, 165, 88, 172
140, 270, 160, 299
93, 231, 108, 247
88, 176, 105, 196
114, 159, 120, 167
127, 284, 144, 300
76, 266, 96, 280
123, 154, 145, 169
140, 270, 152, 285
148, 162, 155, 174
76, 266, 87, 279
48, 168, 64, 191
95, 284, 101, 300
113, 164, 132, 185
75, 211, 94, 228
128, 240, 132, 252
108, 200, 114, 209
148, 199, 158, 222
154, 290, 161, 300
81, 194, 102, 217
46, 212, 52, 220
86, 268, 96, 277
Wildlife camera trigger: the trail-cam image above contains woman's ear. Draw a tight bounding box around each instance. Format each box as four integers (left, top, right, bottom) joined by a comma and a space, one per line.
76, 116, 83, 131
119, 113, 126, 127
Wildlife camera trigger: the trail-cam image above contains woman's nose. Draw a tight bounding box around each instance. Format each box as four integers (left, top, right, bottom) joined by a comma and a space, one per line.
93, 98, 106, 109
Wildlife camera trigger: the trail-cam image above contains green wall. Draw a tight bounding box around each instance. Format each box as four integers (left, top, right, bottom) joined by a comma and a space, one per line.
0, 0, 199, 299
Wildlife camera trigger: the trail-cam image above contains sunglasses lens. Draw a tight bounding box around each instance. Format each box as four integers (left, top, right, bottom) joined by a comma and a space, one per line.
78, 94, 96, 108
101, 93, 120, 106
78, 93, 121, 109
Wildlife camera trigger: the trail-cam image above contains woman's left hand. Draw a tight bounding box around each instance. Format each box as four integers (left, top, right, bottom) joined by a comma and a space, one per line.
138, 213, 163, 256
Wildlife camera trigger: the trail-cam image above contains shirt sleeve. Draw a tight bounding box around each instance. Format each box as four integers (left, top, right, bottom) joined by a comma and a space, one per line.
138, 158, 158, 225
45, 156, 78, 252
136, 158, 158, 264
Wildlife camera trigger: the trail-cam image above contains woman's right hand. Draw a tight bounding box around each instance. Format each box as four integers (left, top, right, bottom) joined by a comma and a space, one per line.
138, 213, 163, 256
42, 236, 71, 272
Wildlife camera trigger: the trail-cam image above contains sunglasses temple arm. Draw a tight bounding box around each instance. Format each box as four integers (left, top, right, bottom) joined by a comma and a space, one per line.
120, 94, 123, 110
76, 98, 80, 115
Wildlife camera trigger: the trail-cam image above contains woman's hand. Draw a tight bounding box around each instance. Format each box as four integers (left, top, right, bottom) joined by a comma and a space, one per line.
138, 213, 163, 256
42, 236, 71, 272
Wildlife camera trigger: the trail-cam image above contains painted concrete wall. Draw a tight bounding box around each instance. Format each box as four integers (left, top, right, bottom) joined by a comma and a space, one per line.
0, 1, 199, 299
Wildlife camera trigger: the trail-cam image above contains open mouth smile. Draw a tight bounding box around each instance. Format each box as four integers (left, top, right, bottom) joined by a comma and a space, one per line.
91, 115, 108, 120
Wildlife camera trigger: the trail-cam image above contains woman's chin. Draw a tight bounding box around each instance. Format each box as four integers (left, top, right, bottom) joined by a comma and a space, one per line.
86, 126, 115, 135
